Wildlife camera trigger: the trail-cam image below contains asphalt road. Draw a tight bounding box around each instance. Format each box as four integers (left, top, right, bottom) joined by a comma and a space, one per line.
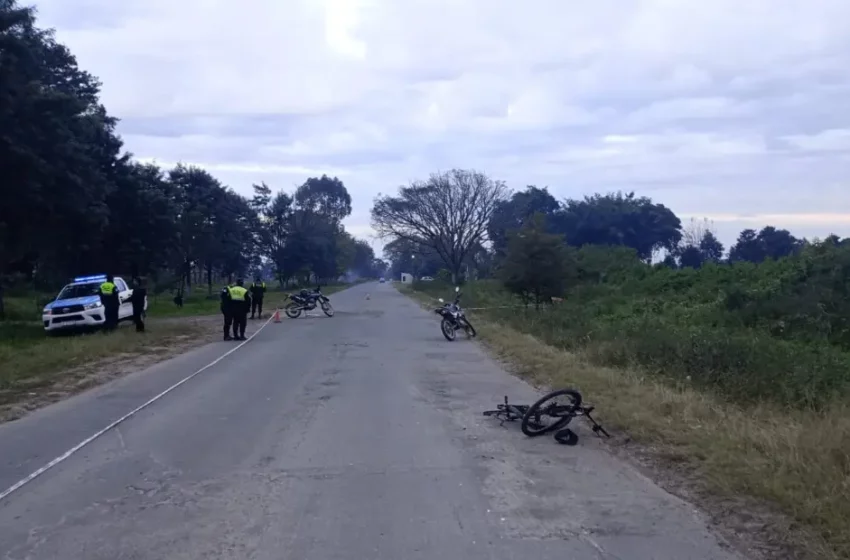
0, 282, 743, 559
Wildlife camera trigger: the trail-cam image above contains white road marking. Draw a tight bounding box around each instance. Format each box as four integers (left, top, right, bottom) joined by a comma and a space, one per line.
0, 313, 276, 503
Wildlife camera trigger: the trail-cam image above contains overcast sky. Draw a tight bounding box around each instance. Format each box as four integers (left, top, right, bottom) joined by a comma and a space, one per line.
35, 0, 850, 257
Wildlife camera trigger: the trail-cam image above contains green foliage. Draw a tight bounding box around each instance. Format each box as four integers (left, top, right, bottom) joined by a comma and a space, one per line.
488, 186, 560, 257
558, 192, 683, 260
729, 226, 801, 263
413, 240, 850, 410
498, 213, 574, 306
0, 1, 369, 316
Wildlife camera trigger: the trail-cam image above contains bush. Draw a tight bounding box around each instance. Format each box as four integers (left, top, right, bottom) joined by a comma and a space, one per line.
413, 240, 850, 409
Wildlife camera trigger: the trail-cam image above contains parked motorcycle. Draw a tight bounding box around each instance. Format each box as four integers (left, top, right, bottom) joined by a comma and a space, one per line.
434, 286, 476, 341
285, 286, 334, 318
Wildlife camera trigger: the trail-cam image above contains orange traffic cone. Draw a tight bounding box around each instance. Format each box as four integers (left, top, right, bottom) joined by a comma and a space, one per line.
273, 309, 281, 323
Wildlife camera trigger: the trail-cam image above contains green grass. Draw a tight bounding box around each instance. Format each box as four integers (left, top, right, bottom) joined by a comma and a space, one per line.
0, 320, 207, 406
0, 281, 358, 414
412, 278, 850, 410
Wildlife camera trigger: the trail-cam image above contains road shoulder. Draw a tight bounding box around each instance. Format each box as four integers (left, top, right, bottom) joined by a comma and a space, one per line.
399, 284, 828, 560
0, 316, 221, 424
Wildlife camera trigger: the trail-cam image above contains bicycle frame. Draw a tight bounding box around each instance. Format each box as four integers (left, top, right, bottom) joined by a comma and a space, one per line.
482, 396, 529, 425
482, 393, 611, 441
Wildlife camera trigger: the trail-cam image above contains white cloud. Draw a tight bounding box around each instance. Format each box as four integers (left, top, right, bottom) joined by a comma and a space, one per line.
33, 0, 850, 253
782, 129, 850, 152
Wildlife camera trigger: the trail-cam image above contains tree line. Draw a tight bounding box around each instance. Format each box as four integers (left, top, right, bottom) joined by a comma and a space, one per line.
371, 169, 848, 297
0, 1, 385, 316
374, 169, 850, 409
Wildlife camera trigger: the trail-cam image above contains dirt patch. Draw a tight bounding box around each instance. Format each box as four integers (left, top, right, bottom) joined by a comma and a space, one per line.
0, 316, 222, 424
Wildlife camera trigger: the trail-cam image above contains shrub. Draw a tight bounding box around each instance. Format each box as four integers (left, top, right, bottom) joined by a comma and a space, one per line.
414, 240, 850, 409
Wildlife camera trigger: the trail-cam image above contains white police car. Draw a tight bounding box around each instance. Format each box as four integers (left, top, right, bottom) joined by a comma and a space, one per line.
42, 275, 147, 332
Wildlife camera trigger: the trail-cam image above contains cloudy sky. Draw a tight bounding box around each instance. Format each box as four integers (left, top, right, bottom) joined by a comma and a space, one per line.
35, 0, 850, 256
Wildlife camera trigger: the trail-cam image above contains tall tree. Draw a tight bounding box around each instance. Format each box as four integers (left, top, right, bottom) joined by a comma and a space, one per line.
294, 175, 352, 225
488, 185, 561, 258
0, 0, 366, 311
265, 191, 293, 286
557, 192, 682, 261
499, 213, 574, 308
351, 239, 377, 278
729, 226, 800, 263
372, 169, 509, 282
103, 162, 179, 277
0, 0, 123, 284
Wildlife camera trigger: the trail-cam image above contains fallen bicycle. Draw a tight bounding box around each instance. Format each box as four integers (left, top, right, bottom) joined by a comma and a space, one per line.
482, 388, 610, 446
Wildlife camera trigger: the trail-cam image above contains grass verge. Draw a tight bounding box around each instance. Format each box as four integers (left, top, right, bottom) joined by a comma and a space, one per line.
401, 284, 849, 560
0, 281, 359, 421
0, 319, 210, 421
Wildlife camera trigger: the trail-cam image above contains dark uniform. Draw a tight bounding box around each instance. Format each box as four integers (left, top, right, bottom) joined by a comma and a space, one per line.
249, 279, 266, 319
130, 277, 147, 332
220, 286, 234, 340
229, 281, 251, 340
99, 275, 120, 331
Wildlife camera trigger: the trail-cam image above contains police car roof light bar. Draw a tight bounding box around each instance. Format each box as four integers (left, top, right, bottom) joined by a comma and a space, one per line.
73, 274, 107, 283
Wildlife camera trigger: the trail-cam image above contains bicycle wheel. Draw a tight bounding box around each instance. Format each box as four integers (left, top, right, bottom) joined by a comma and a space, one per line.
321, 301, 334, 317
440, 318, 456, 341
521, 389, 582, 437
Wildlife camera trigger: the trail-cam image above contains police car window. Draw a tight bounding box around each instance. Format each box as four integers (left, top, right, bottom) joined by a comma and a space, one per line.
57, 282, 101, 300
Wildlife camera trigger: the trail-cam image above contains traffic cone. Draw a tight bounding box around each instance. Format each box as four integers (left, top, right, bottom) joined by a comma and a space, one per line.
273, 309, 281, 323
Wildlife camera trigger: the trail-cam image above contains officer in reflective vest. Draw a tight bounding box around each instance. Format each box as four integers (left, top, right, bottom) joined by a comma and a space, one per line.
227, 278, 251, 341
249, 277, 266, 319
98, 274, 120, 330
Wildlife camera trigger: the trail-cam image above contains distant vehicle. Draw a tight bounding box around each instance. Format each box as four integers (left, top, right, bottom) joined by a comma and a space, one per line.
379, 277, 386, 283
42, 274, 147, 332
420, 276, 434, 281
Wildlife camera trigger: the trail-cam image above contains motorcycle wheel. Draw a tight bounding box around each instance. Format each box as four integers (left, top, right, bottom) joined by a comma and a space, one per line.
461, 318, 477, 338
321, 301, 334, 317
440, 318, 456, 341
284, 302, 302, 318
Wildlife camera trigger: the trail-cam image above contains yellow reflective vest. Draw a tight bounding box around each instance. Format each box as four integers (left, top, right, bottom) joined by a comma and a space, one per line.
228, 285, 248, 300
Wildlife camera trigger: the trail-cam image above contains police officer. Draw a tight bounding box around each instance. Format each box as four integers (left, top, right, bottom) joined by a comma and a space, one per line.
130, 276, 147, 332
228, 278, 251, 341
99, 274, 120, 330
249, 276, 266, 319
220, 285, 234, 341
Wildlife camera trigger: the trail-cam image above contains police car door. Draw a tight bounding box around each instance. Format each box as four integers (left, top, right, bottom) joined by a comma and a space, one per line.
115, 278, 132, 319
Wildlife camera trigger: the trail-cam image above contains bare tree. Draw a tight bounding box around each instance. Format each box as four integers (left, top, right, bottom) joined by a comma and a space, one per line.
681, 217, 715, 247
371, 169, 510, 283
674, 217, 725, 267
